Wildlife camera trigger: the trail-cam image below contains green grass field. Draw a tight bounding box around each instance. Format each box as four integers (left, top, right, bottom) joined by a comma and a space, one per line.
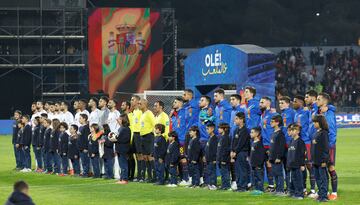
0, 129, 360, 205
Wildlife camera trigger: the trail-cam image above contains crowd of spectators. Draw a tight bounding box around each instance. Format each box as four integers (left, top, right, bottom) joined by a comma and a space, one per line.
321, 48, 360, 107
275, 47, 360, 107
275, 47, 315, 98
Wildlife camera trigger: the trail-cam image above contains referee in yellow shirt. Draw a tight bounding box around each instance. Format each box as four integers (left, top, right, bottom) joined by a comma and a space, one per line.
153, 101, 170, 140
139, 99, 156, 182
130, 95, 143, 181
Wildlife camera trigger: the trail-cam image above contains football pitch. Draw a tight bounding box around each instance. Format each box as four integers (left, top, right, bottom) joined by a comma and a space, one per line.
0, 129, 359, 205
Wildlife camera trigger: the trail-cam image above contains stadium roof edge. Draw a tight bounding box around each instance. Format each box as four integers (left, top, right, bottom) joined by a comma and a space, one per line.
179, 44, 273, 56
230, 44, 273, 54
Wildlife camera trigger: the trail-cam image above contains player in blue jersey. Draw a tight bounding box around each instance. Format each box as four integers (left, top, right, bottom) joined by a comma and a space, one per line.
214, 88, 232, 127
317, 92, 338, 200
170, 97, 189, 186
259, 96, 279, 192
293, 95, 315, 195
229, 94, 247, 189
279, 96, 296, 191
244, 86, 261, 130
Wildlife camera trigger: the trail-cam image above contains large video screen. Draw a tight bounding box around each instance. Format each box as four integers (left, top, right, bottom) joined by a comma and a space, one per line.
88, 8, 163, 97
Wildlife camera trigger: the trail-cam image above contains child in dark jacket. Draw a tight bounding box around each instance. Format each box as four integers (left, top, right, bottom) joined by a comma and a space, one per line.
49, 119, 61, 174
187, 126, 201, 187
269, 115, 286, 195
204, 123, 218, 190
15, 121, 25, 170
77, 114, 90, 177
68, 124, 80, 176
311, 115, 330, 202
100, 124, 114, 179
89, 123, 101, 178
165, 131, 180, 187
42, 119, 52, 173
231, 112, 251, 192
249, 127, 266, 195
153, 124, 168, 185
115, 114, 131, 184
58, 122, 69, 176
21, 115, 32, 171
217, 123, 231, 190
39, 114, 47, 171
32, 117, 43, 172
287, 124, 306, 199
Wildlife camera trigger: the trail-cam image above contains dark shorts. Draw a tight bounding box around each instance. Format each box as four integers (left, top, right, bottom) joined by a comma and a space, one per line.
179, 142, 186, 159
129, 141, 136, 154
179, 132, 191, 159
140, 133, 154, 155
133, 132, 141, 154
328, 146, 336, 166
264, 146, 270, 162
305, 144, 312, 163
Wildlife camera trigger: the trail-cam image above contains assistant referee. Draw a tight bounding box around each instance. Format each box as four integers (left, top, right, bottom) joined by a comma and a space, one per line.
139, 99, 156, 182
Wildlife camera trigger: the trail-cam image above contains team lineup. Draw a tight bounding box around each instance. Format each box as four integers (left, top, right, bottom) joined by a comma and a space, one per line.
11, 87, 337, 202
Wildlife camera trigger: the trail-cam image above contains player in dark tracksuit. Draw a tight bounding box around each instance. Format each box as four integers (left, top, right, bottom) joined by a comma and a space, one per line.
21, 115, 32, 170
15, 121, 25, 170
217, 123, 231, 190
49, 119, 61, 174
231, 112, 251, 191
204, 123, 218, 189
101, 124, 114, 179
311, 115, 330, 202
68, 124, 80, 175
287, 124, 306, 199
153, 124, 168, 185
12, 110, 22, 170
58, 123, 69, 175
89, 124, 101, 178
77, 114, 90, 177
187, 126, 201, 187
165, 131, 180, 186
249, 127, 266, 194
269, 115, 286, 195
31, 117, 43, 171
42, 119, 52, 173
